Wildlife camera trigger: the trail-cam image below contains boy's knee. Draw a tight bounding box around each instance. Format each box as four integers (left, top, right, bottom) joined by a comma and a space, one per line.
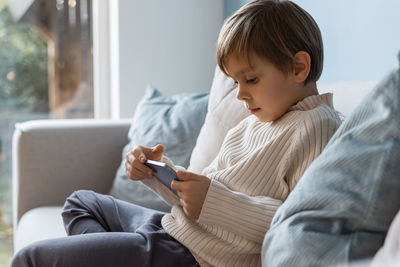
10, 247, 29, 267
69, 189, 94, 200
11, 242, 45, 267
62, 189, 96, 219
62, 190, 98, 232
63, 190, 94, 208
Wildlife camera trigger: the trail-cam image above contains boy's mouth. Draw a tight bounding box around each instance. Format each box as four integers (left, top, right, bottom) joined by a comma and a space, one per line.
249, 107, 260, 114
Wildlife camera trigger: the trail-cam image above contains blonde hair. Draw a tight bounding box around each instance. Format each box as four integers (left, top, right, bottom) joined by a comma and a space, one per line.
217, 0, 323, 84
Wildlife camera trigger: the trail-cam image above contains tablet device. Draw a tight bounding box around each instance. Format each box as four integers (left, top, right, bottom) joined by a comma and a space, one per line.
144, 160, 181, 195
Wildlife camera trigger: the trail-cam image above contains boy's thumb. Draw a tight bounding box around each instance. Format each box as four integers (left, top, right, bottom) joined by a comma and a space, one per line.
152, 144, 164, 155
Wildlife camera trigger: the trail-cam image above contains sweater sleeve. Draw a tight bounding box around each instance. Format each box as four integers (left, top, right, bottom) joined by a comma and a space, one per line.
198, 179, 282, 244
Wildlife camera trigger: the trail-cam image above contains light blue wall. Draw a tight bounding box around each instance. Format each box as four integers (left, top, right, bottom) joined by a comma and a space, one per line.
118, 0, 223, 118
224, 0, 250, 18
224, 0, 400, 82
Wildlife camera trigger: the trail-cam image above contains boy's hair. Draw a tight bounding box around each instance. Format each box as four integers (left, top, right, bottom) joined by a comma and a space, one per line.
217, 0, 323, 84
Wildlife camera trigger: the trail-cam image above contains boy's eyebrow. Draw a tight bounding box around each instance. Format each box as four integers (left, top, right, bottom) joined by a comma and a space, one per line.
234, 67, 252, 77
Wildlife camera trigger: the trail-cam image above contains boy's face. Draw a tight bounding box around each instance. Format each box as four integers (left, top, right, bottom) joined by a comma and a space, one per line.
225, 52, 300, 122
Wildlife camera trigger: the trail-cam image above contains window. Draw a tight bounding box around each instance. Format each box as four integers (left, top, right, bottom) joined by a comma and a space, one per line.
0, 0, 93, 264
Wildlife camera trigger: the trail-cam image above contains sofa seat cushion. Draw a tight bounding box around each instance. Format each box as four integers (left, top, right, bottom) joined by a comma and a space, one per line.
14, 206, 66, 253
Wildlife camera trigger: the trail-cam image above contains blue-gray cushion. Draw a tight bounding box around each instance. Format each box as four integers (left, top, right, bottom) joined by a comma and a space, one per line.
262, 68, 400, 266
109, 86, 209, 212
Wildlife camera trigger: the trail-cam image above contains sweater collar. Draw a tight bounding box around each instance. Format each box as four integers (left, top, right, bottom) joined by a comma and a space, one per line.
288, 93, 333, 112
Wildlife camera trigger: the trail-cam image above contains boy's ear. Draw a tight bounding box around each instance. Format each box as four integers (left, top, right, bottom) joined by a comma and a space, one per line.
293, 51, 311, 83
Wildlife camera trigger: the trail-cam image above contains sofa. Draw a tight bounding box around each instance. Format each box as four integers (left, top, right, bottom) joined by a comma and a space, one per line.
13, 66, 398, 265
12, 119, 130, 251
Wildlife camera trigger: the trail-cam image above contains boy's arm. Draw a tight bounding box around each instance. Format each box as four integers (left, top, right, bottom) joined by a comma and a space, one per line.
198, 180, 282, 244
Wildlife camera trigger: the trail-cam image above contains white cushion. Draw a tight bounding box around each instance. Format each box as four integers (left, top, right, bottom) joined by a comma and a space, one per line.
370, 210, 400, 267
14, 206, 66, 253
318, 80, 378, 117
188, 66, 249, 173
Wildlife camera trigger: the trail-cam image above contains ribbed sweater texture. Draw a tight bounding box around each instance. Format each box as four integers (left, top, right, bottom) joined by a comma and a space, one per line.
141, 93, 341, 267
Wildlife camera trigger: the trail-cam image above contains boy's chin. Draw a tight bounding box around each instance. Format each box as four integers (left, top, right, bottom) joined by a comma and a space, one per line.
256, 113, 282, 122
256, 116, 273, 123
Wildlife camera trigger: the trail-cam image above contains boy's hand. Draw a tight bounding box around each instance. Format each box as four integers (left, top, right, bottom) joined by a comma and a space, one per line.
125, 144, 164, 180
171, 171, 211, 221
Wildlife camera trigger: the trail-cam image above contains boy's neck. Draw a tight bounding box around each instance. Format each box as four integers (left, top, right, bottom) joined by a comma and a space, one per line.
296, 81, 319, 103
305, 81, 319, 95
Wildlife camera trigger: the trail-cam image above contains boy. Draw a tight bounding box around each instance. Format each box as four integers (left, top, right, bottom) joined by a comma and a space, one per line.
11, 1, 341, 266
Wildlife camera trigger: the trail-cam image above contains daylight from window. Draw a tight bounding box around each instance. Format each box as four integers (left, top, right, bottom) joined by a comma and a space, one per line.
0, 0, 93, 264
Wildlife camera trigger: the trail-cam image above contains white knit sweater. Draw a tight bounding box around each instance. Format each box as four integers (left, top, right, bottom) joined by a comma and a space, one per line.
141, 93, 341, 267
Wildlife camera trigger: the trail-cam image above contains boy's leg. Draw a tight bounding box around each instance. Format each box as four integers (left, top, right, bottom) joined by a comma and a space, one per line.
11, 231, 200, 267
61, 189, 163, 235
12, 190, 200, 267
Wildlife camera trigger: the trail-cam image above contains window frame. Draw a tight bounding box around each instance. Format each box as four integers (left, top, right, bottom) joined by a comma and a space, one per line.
92, 0, 119, 119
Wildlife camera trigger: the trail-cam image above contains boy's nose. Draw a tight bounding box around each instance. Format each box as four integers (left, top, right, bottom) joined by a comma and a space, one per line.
236, 86, 250, 101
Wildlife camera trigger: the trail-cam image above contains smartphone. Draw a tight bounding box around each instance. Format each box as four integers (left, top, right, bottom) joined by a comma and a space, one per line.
144, 160, 181, 195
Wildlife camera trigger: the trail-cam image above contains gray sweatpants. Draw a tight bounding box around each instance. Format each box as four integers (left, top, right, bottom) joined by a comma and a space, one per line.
11, 190, 199, 267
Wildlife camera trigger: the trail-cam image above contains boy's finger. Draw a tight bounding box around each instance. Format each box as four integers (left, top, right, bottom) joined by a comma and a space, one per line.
176, 170, 203, 181
171, 179, 182, 191
150, 144, 164, 160
134, 166, 153, 179
125, 163, 151, 180
126, 154, 152, 176
152, 144, 164, 153
176, 190, 183, 199
176, 170, 189, 181
129, 150, 146, 163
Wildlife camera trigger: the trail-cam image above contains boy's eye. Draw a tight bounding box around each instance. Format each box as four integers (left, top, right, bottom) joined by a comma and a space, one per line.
246, 78, 257, 84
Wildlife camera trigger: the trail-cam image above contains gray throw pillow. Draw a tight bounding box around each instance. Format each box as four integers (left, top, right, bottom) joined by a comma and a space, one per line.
262, 68, 400, 266
109, 86, 209, 212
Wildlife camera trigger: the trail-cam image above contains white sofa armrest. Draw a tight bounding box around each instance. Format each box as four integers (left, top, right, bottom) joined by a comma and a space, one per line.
12, 119, 131, 227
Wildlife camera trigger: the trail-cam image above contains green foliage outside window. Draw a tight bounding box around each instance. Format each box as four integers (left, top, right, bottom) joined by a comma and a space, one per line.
0, 2, 49, 263
0, 2, 48, 113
